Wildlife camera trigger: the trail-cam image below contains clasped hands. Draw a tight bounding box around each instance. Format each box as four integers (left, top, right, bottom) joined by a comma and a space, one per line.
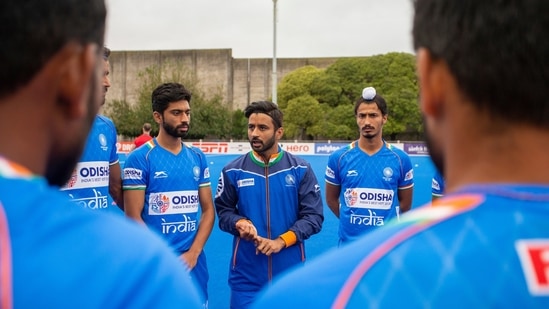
235, 219, 286, 256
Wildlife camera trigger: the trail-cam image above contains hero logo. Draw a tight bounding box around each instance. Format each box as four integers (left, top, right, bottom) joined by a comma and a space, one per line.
192, 142, 228, 153
124, 168, 142, 180
515, 239, 549, 296
284, 144, 310, 153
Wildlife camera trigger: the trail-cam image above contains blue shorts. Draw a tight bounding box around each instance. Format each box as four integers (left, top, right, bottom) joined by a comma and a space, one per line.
230, 289, 258, 309
187, 250, 209, 304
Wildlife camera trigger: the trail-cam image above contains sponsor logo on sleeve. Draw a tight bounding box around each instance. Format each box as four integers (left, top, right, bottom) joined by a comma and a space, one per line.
123, 168, 142, 180
326, 166, 335, 179
404, 169, 414, 181
432, 179, 440, 191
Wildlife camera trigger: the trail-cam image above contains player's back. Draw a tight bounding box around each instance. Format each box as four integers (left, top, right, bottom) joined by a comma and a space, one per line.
252, 184, 549, 308
1, 160, 204, 308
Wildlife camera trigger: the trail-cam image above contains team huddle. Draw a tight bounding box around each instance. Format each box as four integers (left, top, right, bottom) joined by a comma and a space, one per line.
2, 0, 549, 308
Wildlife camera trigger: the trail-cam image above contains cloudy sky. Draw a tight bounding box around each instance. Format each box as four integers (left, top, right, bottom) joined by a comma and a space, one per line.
105, 0, 415, 58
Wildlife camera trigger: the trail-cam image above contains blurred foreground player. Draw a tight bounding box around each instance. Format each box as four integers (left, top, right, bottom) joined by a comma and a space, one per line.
0, 0, 203, 307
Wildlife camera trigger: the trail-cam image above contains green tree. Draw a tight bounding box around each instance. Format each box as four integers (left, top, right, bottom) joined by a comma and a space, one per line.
321, 104, 357, 140
282, 95, 323, 140
229, 109, 248, 140
105, 61, 230, 139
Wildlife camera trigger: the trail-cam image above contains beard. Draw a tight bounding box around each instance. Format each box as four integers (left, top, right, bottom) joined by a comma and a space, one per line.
249, 133, 276, 155
423, 116, 444, 177
360, 125, 380, 140
45, 71, 100, 186
163, 120, 189, 138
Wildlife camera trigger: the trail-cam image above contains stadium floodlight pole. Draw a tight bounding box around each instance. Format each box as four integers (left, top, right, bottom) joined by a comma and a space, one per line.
272, 0, 278, 105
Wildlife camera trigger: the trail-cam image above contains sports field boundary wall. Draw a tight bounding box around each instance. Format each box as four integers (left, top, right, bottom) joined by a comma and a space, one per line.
116, 141, 429, 156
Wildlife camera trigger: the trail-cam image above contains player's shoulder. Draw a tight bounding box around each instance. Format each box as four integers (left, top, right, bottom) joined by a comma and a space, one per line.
385, 142, 409, 157
95, 114, 116, 128
222, 152, 252, 171
125, 140, 155, 162
281, 150, 311, 166
328, 141, 356, 160
10, 188, 204, 307
183, 142, 207, 157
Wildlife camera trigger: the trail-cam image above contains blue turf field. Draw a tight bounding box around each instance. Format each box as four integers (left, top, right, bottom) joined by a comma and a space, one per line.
201, 154, 436, 309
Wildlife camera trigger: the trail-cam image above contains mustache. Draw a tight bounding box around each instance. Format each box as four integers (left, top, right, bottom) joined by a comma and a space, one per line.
361, 125, 375, 130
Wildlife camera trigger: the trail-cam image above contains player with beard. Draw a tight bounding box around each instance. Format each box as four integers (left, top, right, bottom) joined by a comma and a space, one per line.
214, 100, 324, 308
0, 1, 204, 307
325, 86, 414, 244
251, 0, 549, 308
123, 82, 215, 306
60, 46, 124, 213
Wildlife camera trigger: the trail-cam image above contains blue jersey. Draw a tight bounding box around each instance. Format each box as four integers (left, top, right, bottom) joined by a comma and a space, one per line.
0, 156, 204, 308
252, 185, 549, 308
60, 115, 120, 213
325, 141, 414, 242
122, 139, 211, 254
432, 170, 445, 198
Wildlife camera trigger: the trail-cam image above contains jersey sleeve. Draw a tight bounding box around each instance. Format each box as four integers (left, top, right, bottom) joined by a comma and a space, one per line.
398, 152, 414, 189
432, 171, 445, 196
102, 116, 120, 165
291, 163, 324, 242
214, 167, 243, 236
109, 127, 119, 165
325, 152, 341, 186
196, 149, 211, 188
122, 149, 148, 190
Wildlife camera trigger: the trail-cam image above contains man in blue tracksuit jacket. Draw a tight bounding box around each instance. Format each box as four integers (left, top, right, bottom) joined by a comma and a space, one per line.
214, 101, 324, 308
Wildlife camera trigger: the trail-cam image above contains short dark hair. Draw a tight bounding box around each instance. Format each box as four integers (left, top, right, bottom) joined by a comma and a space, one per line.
151, 82, 192, 114
244, 101, 283, 129
354, 94, 388, 116
413, 0, 549, 128
0, 0, 107, 98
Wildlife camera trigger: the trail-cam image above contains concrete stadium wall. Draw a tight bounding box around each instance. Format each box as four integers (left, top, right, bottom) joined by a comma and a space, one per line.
107, 49, 343, 110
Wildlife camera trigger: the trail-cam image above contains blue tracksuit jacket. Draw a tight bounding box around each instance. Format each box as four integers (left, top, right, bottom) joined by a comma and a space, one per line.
214, 149, 324, 292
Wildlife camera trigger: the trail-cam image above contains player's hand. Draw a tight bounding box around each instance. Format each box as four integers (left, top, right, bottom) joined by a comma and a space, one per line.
180, 251, 199, 270
255, 237, 286, 256
235, 219, 258, 241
